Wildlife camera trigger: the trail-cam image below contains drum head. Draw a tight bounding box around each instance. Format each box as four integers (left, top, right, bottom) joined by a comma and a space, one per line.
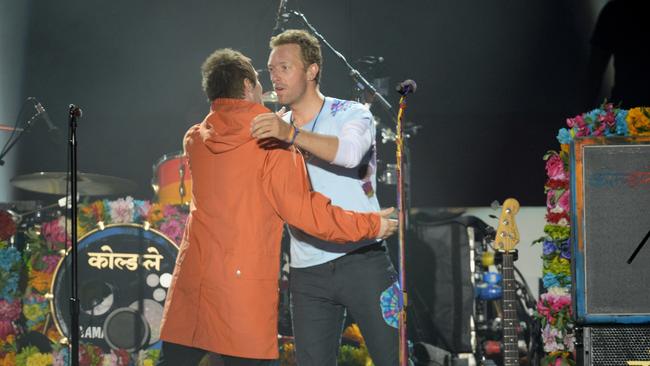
50, 224, 178, 353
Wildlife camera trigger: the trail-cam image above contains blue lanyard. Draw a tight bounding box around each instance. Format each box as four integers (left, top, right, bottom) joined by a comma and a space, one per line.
291, 97, 326, 132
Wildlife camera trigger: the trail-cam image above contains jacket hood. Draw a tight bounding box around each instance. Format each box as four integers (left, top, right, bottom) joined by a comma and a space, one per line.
201, 98, 270, 154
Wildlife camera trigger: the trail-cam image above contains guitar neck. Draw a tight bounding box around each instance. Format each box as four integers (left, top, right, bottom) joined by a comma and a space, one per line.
502, 251, 519, 366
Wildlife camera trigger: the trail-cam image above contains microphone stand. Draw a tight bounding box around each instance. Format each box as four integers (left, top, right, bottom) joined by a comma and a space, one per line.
395, 88, 413, 366
68, 104, 82, 366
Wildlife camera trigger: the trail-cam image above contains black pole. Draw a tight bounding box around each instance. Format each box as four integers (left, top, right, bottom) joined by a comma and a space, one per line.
68, 104, 82, 366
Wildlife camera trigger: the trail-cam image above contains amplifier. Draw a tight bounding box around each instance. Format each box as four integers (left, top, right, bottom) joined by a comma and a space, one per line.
579, 326, 650, 366
571, 137, 650, 323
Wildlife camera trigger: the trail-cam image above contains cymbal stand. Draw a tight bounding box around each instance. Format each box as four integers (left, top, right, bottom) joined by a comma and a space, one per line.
0, 97, 38, 166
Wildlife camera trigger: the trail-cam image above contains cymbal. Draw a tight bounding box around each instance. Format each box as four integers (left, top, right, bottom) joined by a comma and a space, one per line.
11, 172, 137, 196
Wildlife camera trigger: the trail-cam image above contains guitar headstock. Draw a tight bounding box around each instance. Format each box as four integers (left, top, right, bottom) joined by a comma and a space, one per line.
493, 198, 520, 252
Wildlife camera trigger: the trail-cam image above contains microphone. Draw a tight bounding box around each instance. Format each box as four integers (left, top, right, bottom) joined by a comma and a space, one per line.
272, 0, 289, 35
33, 100, 59, 132
396, 79, 417, 95
69, 104, 83, 118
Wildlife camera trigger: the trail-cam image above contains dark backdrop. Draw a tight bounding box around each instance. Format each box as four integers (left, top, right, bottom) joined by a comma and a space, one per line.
11, 0, 601, 207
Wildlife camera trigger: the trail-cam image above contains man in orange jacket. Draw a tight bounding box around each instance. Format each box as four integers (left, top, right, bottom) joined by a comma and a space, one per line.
157, 48, 397, 365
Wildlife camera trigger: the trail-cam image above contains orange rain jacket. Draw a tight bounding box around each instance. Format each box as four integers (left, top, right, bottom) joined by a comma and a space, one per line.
159, 99, 381, 359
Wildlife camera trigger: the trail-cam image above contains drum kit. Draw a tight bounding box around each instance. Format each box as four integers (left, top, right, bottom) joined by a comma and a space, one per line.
2, 151, 190, 357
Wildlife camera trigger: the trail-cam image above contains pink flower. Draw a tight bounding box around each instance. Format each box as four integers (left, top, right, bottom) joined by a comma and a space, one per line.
599, 111, 616, 128
546, 190, 556, 210
42, 217, 67, 244
109, 196, 135, 224
163, 205, 180, 217
41, 254, 61, 273
0, 299, 22, 321
545, 154, 568, 181
541, 292, 572, 313
575, 125, 590, 137
0, 320, 15, 339
537, 301, 551, 318
557, 190, 570, 213
566, 116, 577, 128
592, 122, 606, 136
160, 219, 185, 244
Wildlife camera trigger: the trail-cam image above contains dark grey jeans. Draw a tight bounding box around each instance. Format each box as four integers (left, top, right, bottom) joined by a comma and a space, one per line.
290, 243, 399, 366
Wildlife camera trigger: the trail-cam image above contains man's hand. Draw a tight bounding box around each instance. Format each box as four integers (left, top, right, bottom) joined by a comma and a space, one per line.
377, 207, 398, 239
251, 107, 291, 142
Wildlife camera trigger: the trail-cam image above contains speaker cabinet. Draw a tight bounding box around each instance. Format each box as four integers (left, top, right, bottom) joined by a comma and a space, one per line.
401, 215, 486, 354
579, 326, 650, 365
571, 137, 650, 324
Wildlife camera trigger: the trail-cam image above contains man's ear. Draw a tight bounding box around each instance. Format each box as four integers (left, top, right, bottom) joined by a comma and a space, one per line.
307, 63, 319, 81
243, 78, 253, 93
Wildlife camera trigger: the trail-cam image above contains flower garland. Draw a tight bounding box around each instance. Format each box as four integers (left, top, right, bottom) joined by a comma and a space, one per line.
535, 103, 647, 366
77, 196, 188, 244
0, 231, 23, 361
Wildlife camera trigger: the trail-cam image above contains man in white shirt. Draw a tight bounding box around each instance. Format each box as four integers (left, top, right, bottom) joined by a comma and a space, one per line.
251, 29, 399, 366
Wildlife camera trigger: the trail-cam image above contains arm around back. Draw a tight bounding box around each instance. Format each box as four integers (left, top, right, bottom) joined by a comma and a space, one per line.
261, 148, 380, 243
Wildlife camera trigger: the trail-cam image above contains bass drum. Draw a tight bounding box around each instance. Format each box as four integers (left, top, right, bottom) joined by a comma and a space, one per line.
50, 224, 178, 353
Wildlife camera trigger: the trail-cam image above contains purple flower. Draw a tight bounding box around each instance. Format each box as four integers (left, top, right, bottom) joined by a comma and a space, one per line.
543, 240, 558, 256
542, 324, 562, 352
160, 219, 184, 244
42, 254, 61, 273
560, 239, 571, 260
0, 299, 22, 321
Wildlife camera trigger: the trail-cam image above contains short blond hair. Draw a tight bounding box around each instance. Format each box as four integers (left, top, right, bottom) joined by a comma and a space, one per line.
270, 29, 322, 83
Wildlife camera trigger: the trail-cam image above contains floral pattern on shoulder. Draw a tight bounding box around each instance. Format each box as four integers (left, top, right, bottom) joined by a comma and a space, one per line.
330, 99, 353, 117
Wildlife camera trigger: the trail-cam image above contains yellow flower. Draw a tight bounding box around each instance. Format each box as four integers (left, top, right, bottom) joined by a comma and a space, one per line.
46, 327, 61, 343
26, 352, 52, 366
342, 323, 365, 345
546, 256, 571, 277
1, 352, 16, 366
29, 270, 53, 293
143, 359, 153, 366
626, 107, 650, 136
147, 203, 164, 224
560, 144, 569, 154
